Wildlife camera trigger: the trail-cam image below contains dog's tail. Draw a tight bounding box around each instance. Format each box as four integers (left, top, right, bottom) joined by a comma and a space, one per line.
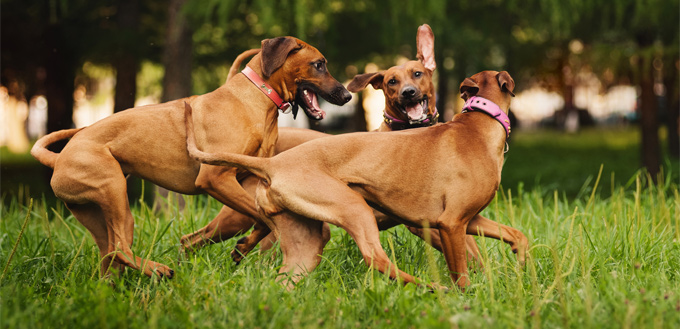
30, 128, 84, 168
183, 102, 271, 181
227, 48, 262, 81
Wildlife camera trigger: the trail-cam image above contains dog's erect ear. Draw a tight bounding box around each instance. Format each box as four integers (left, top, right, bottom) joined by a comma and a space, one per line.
497, 71, 516, 97
459, 78, 479, 101
416, 24, 436, 72
260, 37, 303, 78
347, 72, 385, 92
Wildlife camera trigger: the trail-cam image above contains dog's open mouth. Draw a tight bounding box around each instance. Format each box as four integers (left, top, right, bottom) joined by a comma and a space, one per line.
401, 96, 428, 122
295, 87, 326, 120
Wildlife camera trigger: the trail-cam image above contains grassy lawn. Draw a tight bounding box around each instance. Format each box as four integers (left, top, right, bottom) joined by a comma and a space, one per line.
1, 127, 679, 328
502, 127, 678, 198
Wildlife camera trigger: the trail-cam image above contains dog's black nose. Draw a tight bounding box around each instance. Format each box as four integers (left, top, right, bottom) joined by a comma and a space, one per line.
342, 90, 352, 103
337, 88, 352, 105
401, 86, 417, 99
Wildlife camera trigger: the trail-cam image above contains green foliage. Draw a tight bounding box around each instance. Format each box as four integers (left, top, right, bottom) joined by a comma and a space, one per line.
5, 1, 677, 98
1, 168, 678, 328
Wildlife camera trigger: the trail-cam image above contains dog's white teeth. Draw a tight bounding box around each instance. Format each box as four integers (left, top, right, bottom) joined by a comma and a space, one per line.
303, 89, 313, 103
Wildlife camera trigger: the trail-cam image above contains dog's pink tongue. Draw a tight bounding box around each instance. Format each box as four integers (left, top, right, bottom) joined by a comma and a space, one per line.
309, 91, 326, 119
406, 103, 424, 120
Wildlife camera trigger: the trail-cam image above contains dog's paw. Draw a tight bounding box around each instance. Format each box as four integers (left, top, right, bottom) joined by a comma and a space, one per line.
426, 282, 450, 293
153, 265, 175, 280
230, 249, 244, 265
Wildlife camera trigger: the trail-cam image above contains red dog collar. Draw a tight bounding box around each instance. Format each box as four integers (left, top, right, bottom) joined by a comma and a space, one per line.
241, 66, 291, 113
462, 96, 511, 138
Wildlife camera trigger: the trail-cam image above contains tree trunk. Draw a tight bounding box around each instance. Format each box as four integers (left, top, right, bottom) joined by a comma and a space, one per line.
161, 0, 193, 102
156, 0, 193, 209
114, 55, 138, 112
639, 55, 660, 179
635, 31, 661, 180
44, 23, 75, 152
664, 58, 679, 158
560, 58, 579, 133
113, 0, 140, 113
436, 62, 449, 122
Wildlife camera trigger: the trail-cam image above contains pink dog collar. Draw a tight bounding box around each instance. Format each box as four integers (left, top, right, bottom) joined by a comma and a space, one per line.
462, 96, 511, 138
242, 66, 292, 113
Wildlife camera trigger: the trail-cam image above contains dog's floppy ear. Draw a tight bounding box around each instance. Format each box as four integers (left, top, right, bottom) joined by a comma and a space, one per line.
416, 24, 436, 72
459, 78, 479, 101
260, 37, 302, 78
347, 71, 385, 92
497, 71, 516, 97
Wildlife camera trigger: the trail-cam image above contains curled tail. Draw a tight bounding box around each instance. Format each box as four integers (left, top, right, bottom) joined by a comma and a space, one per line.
183, 102, 271, 181
30, 128, 84, 168
227, 48, 261, 81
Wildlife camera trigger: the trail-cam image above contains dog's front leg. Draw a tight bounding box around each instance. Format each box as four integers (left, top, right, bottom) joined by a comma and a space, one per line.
185, 168, 272, 263
195, 165, 261, 219
180, 206, 256, 253
466, 214, 528, 266
438, 215, 473, 290
181, 174, 262, 256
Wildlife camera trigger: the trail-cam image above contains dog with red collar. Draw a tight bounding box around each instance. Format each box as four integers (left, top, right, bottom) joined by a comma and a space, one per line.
31, 36, 351, 279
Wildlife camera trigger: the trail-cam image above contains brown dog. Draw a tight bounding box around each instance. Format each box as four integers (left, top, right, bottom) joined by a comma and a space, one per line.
184, 70, 528, 290
30, 36, 351, 278
180, 25, 481, 267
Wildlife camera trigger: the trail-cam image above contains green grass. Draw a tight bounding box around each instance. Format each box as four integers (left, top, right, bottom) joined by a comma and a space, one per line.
1, 168, 678, 328
1, 127, 679, 328
502, 127, 678, 198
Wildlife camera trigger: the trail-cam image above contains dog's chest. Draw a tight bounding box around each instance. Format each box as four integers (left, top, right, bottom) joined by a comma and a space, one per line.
257, 122, 279, 158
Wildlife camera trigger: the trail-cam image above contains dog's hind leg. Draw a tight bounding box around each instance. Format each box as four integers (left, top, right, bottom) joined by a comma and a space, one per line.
343, 212, 423, 286
260, 222, 330, 252
272, 212, 326, 289
284, 182, 422, 286
98, 187, 175, 279
378, 214, 483, 271
67, 203, 124, 277
54, 150, 175, 279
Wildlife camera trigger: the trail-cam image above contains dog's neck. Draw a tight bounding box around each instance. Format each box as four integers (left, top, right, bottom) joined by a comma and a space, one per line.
461, 96, 511, 139
243, 56, 294, 104
452, 96, 510, 158
241, 66, 292, 114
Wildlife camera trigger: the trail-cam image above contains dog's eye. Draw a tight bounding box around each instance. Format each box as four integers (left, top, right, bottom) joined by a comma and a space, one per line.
414, 71, 422, 78
313, 61, 325, 71
388, 78, 397, 86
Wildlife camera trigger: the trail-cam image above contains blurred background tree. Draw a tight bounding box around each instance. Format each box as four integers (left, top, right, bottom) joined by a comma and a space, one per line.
1, 0, 678, 196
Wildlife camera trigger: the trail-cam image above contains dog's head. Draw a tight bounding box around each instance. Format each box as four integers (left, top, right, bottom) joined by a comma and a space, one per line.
259, 36, 352, 120
459, 70, 515, 111
347, 24, 437, 123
